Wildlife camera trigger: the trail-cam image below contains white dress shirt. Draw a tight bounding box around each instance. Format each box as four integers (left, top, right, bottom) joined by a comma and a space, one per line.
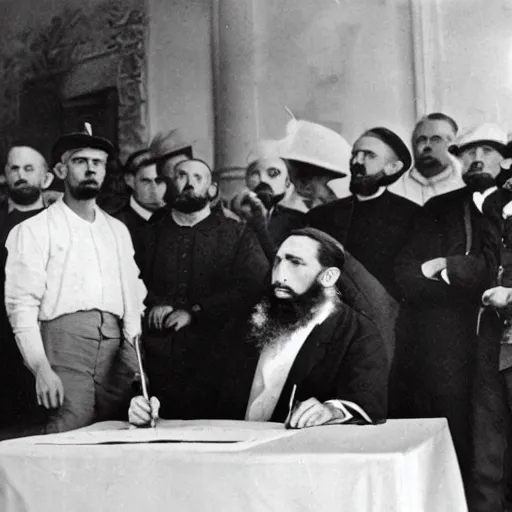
5, 198, 146, 372
388, 156, 464, 206
245, 301, 334, 421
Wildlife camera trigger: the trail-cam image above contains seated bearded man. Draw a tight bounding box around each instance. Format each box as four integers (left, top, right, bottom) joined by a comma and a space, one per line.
129, 228, 389, 428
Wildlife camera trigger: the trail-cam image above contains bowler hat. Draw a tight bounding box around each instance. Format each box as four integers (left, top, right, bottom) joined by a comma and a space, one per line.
51, 124, 115, 166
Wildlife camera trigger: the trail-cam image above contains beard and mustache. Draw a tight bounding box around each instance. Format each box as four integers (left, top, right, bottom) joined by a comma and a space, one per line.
251, 182, 285, 210
248, 281, 336, 350
462, 161, 497, 193
349, 162, 399, 196
9, 180, 42, 205
68, 179, 101, 200
168, 184, 210, 213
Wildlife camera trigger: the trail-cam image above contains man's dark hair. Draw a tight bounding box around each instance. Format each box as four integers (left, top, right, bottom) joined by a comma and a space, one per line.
288, 227, 345, 271
414, 112, 459, 138
123, 148, 155, 176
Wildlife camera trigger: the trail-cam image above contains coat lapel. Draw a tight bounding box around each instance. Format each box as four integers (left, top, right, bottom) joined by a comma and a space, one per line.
271, 314, 338, 421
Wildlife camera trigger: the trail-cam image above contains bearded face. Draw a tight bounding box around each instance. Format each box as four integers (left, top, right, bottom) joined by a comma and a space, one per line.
349, 162, 386, 196
248, 280, 329, 350
252, 182, 285, 210
462, 161, 497, 193
460, 145, 504, 193
8, 181, 42, 205
349, 162, 399, 196
170, 184, 210, 213
168, 159, 213, 213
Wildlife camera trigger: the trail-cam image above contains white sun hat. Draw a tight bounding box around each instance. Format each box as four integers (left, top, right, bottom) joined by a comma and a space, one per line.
277, 119, 351, 176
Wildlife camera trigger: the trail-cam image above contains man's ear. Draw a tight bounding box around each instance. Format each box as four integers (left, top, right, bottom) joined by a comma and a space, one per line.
124, 173, 135, 191
383, 159, 404, 176
208, 182, 219, 200
42, 172, 54, 190
53, 162, 68, 180
318, 267, 341, 288
285, 175, 291, 189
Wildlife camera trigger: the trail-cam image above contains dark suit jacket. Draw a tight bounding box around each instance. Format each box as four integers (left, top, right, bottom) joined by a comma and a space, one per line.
112, 201, 148, 240
217, 303, 389, 424
134, 211, 270, 419
307, 191, 420, 298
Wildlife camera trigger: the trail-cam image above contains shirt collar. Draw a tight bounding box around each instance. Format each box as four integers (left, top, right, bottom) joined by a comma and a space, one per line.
58, 197, 100, 225
409, 155, 463, 186
473, 186, 498, 213
130, 196, 153, 221
356, 187, 386, 202
8, 196, 44, 213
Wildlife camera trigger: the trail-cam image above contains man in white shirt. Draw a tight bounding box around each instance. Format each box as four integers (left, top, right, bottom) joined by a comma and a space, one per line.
113, 149, 166, 239
389, 112, 465, 205
4, 127, 146, 434
129, 227, 388, 428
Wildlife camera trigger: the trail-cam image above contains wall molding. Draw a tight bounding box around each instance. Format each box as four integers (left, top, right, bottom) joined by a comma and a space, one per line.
0, 0, 148, 163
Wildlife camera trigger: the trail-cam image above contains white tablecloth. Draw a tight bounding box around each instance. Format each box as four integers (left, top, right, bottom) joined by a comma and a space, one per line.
0, 418, 467, 512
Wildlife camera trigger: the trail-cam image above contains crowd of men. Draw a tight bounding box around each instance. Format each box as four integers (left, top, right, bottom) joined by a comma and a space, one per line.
0, 113, 511, 511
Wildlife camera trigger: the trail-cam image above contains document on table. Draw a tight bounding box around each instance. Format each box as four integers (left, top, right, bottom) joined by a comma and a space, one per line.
32, 420, 299, 449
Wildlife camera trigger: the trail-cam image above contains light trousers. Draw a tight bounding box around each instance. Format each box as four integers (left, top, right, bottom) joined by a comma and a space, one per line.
41, 310, 137, 434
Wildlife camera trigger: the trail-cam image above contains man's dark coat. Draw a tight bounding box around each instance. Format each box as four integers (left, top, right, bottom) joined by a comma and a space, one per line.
112, 200, 148, 239
0, 204, 45, 429
134, 211, 269, 419
307, 190, 420, 298
392, 187, 501, 480
217, 302, 389, 424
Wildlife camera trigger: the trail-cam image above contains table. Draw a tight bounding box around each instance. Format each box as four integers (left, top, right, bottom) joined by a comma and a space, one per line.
0, 418, 467, 512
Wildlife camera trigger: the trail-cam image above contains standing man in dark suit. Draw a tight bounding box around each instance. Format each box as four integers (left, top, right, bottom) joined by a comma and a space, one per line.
308, 127, 419, 298
393, 123, 506, 488
0, 145, 56, 436
113, 149, 166, 238
129, 228, 388, 427
134, 158, 269, 420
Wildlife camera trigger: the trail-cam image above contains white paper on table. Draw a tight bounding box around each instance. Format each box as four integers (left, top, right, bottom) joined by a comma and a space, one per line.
32, 420, 299, 450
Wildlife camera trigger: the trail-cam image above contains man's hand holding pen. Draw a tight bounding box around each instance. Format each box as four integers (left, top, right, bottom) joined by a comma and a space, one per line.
129, 396, 160, 427
285, 397, 345, 429
285, 386, 346, 429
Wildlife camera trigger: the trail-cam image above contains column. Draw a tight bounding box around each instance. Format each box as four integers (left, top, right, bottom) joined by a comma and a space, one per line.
211, 0, 258, 199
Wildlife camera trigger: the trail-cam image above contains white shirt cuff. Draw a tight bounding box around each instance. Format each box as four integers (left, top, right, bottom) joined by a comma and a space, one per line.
440, 268, 451, 284
324, 399, 372, 424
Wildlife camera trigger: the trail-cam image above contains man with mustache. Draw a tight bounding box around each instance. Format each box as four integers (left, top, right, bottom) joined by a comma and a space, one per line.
4, 126, 146, 434
129, 228, 388, 427
134, 158, 268, 419
233, 141, 309, 259
307, 127, 419, 298
389, 112, 464, 205
392, 123, 506, 490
